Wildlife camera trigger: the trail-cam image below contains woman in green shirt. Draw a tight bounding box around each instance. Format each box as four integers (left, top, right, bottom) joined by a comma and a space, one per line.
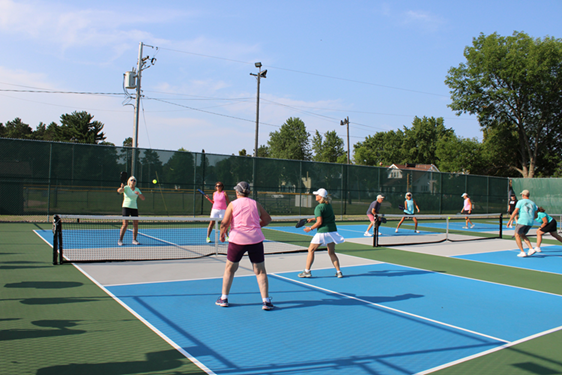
298, 188, 344, 278
117, 176, 145, 246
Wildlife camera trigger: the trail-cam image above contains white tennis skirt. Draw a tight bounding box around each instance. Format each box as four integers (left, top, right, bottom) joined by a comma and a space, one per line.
311, 231, 345, 245
210, 209, 226, 219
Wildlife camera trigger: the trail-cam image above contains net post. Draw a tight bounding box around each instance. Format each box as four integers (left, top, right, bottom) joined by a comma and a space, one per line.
214, 218, 219, 256
52, 215, 61, 265
373, 214, 379, 247
499, 213, 503, 238
446, 216, 449, 241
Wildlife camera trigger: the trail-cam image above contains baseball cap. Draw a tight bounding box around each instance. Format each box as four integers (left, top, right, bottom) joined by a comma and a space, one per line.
234, 181, 250, 194
521, 189, 530, 196
313, 188, 328, 198
377, 194, 385, 199
461, 193, 468, 197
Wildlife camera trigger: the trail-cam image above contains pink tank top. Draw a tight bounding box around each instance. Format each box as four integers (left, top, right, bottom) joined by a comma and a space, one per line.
212, 191, 227, 210
228, 198, 265, 245
463, 198, 471, 211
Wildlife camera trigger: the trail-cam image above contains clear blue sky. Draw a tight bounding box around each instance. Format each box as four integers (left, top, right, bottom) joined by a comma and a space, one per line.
1, 0, 560, 157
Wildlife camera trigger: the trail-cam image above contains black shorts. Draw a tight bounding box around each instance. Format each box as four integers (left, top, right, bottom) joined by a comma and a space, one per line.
122, 207, 139, 217
227, 242, 265, 263
539, 219, 557, 233
461, 210, 471, 215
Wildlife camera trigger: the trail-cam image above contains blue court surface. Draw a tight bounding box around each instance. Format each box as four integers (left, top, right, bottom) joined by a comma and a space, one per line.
454, 245, 562, 275
105, 263, 562, 375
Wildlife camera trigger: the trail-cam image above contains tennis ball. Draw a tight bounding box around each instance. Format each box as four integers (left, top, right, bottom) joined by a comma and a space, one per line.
152, 179, 157, 184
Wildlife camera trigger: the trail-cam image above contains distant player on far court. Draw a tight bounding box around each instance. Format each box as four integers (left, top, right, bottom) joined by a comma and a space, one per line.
506, 193, 518, 228
206, 182, 230, 243
509, 189, 538, 257
117, 176, 145, 246
530, 207, 562, 255
461, 193, 474, 229
395, 192, 420, 233
365, 195, 385, 236
298, 188, 344, 279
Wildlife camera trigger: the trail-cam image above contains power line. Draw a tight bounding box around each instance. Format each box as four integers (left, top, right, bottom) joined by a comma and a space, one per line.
157, 46, 448, 97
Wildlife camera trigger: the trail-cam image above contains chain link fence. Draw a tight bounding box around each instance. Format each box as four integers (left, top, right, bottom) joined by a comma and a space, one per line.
0, 138, 508, 218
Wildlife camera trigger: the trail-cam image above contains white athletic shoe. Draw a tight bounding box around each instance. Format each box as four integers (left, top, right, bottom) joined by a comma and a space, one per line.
462, 226, 468, 229
378, 232, 382, 236
132, 240, 140, 245
395, 229, 399, 233
470, 224, 475, 228
527, 248, 537, 256
118, 240, 123, 246
415, 230, 420, 234
535, 247, 542, 253
364, 232, 372, 237
517, 252, 527, 257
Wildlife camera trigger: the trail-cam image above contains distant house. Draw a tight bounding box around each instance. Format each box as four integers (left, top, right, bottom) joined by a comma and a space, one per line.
386, 163, 440, 194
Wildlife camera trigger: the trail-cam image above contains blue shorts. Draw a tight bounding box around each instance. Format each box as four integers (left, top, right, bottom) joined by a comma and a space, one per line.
227, 242, 265, 263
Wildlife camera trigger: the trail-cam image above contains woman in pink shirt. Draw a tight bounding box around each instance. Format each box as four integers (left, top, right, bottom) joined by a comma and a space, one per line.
216, 181, 273, 310
206, 182, 230, 243
461, 193, 474, 229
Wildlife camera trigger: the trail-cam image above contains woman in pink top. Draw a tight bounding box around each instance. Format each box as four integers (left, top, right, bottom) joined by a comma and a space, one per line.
206, 182, 230, 243
216, 181, 274, 310
461, 193, 474, 229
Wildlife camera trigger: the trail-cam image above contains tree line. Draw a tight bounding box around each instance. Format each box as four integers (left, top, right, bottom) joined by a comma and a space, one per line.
3, 31, 562, 178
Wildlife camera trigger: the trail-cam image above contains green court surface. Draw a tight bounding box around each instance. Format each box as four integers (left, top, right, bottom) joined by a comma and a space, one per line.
2, 222, 562, 375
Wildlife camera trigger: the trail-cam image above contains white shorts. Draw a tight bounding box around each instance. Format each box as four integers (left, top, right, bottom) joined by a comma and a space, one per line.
311, 231, 345, 245
210, 209, 226, 219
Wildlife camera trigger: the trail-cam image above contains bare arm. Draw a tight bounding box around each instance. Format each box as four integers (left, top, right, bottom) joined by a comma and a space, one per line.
509, 207, 520, 222
304, 216, 323, 233
117, 183, 124, 193
257, 202, 271, 227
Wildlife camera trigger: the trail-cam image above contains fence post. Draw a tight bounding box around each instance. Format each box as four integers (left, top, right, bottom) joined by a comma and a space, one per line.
47, 143, 53, 221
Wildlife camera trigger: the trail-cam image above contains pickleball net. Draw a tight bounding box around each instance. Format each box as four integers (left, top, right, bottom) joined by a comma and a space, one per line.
52, 214, 316, 263
372, 212, 504, 247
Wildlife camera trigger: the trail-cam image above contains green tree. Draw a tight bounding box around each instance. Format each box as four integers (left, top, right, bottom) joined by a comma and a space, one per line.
123, 137, 133, 147
55, 111, 106, 144
267, 117, 311, 160
312, 130, 346, 163
257, 145, 269, 158
353, 130, 406, 166
2, 118, 33, 139
435, 134, 485, 174
402, 116, 454, 164
445, 31, 562, 178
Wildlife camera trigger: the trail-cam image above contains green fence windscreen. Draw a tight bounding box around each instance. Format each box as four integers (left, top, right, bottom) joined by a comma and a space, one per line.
0, 138, 508, 217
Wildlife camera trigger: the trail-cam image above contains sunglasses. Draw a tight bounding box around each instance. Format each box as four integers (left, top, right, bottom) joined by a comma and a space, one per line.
216, 184, 222, 187
130, 179, 136, 182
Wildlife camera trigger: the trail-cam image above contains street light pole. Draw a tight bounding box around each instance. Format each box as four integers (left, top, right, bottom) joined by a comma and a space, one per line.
250, 63, 267, 157
340, 116, 350, 164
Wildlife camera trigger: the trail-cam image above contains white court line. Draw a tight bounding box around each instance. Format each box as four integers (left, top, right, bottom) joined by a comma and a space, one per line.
72, 263, 217, 375
416, 324, 562, 374
271, 272, 509, 344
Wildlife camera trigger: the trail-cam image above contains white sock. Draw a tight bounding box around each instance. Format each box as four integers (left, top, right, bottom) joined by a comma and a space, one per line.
263, 297, 271, 303
304, 269, 310, 273
221, 294, 228, 300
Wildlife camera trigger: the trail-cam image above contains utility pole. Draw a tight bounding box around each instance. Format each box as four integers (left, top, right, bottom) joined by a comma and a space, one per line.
125, 42, 156, 178
340, 116, 350, 164
250, 63, 267, 157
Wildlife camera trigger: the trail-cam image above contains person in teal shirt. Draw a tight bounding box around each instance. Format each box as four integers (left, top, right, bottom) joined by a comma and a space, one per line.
298, 188, 344, 278
395, 192, 421, 233
509, 189, 537, 257
117, 176, 145, 246
531, 207, 562, 255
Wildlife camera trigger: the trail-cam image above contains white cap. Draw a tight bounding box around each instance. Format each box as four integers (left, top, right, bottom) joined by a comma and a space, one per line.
461, 193, 468, 197
313, 188, 328, 198
405, 192, 412, 198
377, 194, 385, 199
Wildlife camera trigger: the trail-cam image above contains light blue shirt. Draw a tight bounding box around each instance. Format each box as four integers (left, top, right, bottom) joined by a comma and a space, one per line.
535, 211, 553, 224
404, 199, 414, 215
515, 198, 537, 226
